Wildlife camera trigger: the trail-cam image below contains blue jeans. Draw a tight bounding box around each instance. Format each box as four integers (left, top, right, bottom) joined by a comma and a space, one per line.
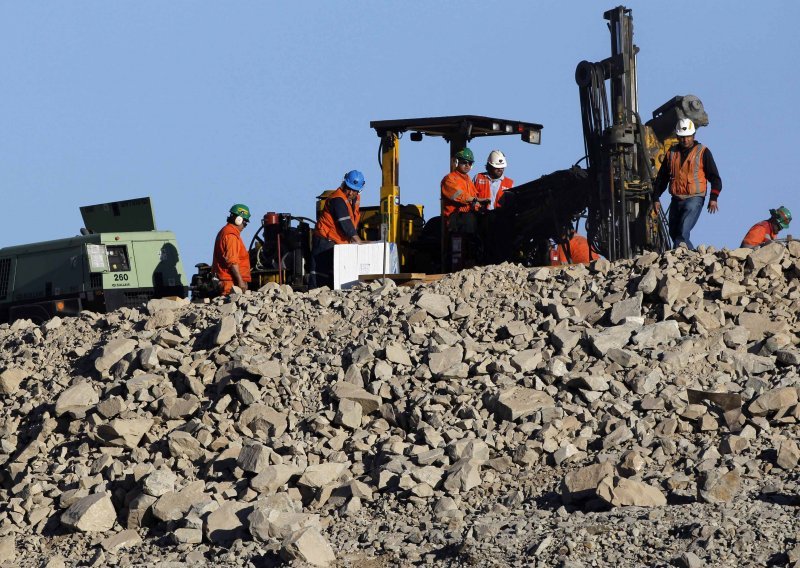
668, 196, 704, 250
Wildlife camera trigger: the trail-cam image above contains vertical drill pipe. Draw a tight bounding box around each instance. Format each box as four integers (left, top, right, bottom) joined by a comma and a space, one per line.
277, 234, 282, 285
608, 164, 617, 260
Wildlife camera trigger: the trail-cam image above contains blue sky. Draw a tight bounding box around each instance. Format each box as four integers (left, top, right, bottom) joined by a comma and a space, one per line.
3, 1, 799, 272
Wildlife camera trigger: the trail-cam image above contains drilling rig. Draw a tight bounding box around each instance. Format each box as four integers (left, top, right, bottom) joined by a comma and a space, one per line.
575, 5, 709, 261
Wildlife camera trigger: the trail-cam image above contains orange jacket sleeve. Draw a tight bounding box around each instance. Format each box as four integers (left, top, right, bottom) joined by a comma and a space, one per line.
441, 173, 476, 206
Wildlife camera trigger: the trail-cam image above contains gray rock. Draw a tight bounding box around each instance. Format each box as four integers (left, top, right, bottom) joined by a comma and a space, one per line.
152, 481, 207, 522
330, 382, 382, 414
237, 442, 274, 474
167, 431, 204, 461
749, 387, 798, 416
511, 349, 542, 373
55, 382, 99, 418
776, 439, 800, 470
0, 368, 27, 395
428, 345, 464, 376
589, 324, 636, 356
100, 529, 142, 552
234, 379, 261, 406
416, 293, 451, 318
297, 462, 348, 489
143, 469, 178, 498
251, 465, 301, 494
493, 387, 555, 421
700, 468, 741, 503
631, 320, 681, 348
249, 508, 319, 541
561, 462, 616, 503
0, 536, 14, 564
609, 295, 642, 325
96, 418, 154, 449
61, 492, 117, 532
95, 338, 137, 373
281, 527, 336, 567
205, 501, 251, 546
214, 315, 237, 345
597, 477, 666, 507
385, 343, 412, 366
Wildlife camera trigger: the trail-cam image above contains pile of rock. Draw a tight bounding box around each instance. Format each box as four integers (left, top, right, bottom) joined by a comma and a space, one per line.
0, 241, 798, 566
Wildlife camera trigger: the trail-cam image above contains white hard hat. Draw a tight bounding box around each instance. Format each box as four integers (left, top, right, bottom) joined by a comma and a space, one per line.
487, 150, 507, 169
675, 118, 696, 137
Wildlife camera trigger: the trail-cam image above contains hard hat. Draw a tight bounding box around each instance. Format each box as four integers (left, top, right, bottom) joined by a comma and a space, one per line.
770, 206, 792, 229
229, 203, 251, 220
487, 150, 507, 169
343, 170, 365, 191
455, 148, 475, 163
675, 118, 696, 137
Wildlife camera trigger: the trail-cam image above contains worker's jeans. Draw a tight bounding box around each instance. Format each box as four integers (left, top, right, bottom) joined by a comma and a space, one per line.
669, 196, 704, 250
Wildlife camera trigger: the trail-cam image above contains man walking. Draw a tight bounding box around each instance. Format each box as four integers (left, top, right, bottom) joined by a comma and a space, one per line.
654, 118, 722, 249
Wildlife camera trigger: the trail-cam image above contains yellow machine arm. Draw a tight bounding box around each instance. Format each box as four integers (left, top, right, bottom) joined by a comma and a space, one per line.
379, 133, 400, 244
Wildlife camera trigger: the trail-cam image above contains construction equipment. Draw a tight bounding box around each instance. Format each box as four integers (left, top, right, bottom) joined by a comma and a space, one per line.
248, 212, 314, 290
0, 197, 187, 323
369, 115, 544, 272
190, 211, 314, 299
191, 5, 711, 292
575, 5, 709, 261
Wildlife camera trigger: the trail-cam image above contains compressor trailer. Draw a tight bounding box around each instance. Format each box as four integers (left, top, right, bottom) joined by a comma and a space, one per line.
0, 197, 188, 323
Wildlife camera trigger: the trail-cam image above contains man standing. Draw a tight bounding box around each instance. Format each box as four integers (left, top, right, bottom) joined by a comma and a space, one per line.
212, 203, 252, 295
654, 118, 722, 249
441, 148, 488, 219
473, 150, 514, 209
310, 170, 364, 289
741, 206, 792, 248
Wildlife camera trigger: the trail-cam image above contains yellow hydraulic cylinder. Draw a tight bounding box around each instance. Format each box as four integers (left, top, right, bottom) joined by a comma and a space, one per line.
379, 133, 400, 243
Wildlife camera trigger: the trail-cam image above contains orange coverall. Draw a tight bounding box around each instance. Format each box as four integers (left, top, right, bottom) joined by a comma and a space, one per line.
212, 223, 251, 295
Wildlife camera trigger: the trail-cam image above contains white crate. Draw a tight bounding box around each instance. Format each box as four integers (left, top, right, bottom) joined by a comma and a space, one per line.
333, 243, 399, 290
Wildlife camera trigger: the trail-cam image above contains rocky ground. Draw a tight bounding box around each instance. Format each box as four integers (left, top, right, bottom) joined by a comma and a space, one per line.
0, 242, 798, 567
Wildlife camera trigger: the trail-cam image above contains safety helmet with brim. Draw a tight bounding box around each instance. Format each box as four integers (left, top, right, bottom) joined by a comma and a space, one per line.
343, 170, 365, 191
770, 206, 792, 230
229, 203, 251, 220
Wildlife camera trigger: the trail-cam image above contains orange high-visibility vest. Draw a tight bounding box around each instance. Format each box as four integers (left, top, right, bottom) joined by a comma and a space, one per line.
668, 143, 708, 198
314, 188, 360, 244
441, 171, 478, 217
474, 173, 514, 209
212, 223, 251, 285
741, 220, 777, 247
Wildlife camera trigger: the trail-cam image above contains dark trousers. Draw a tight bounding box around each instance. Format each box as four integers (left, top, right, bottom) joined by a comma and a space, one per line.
669, 196, 704, 250
309, 236, 335, 289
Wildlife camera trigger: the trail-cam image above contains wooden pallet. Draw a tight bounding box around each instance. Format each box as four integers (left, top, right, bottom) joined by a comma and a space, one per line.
358, 273, 444, 286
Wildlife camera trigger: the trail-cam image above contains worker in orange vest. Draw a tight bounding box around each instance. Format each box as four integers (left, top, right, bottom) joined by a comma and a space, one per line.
441, 148, 489, 219
473, 150, 514, 209
212, 203, 252, 295
310, 170, 364, 288
741, 206, 792, 248
654, 118, 722, 250
551, 227, 597, 265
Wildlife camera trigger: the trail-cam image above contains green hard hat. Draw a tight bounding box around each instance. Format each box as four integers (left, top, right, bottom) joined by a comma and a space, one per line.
455, 148, 475, 163
770, 206, 792, 229
229, 203, 251, 220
